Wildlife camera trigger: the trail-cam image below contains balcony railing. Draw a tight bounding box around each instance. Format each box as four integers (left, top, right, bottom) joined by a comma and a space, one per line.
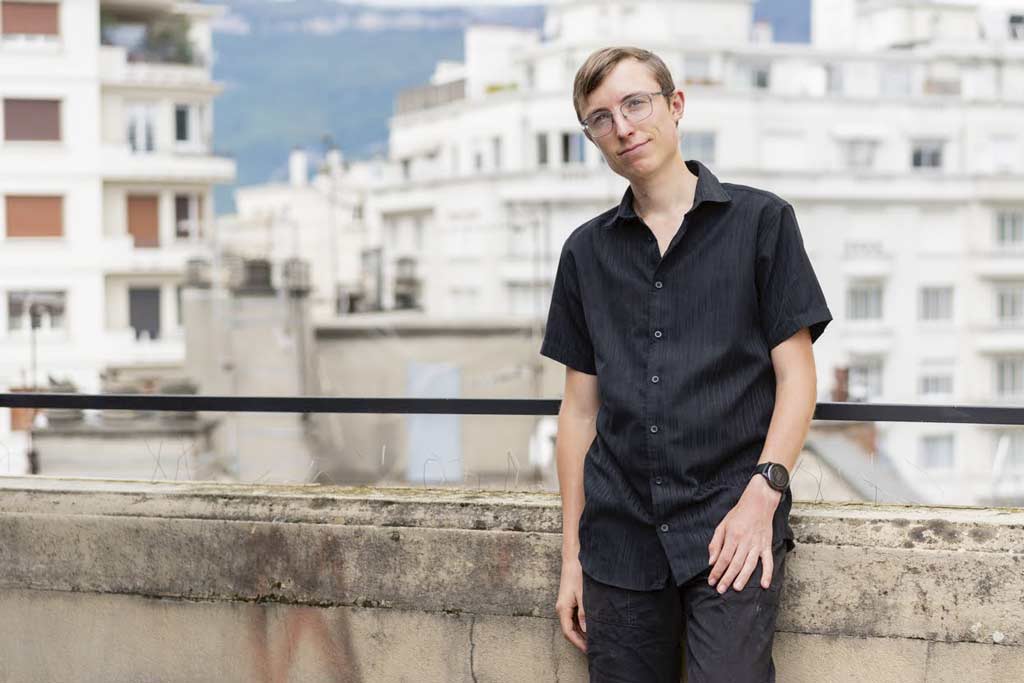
3, 393, 1024, 424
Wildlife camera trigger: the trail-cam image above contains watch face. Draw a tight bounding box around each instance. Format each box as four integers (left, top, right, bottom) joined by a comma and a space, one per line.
768, 464, 788, 489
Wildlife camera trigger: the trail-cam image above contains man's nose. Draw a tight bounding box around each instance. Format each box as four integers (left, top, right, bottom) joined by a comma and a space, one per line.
610, 109, 636, 137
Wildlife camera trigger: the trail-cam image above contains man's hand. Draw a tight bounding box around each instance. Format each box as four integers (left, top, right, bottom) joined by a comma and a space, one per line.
556, 556, 588, 653
707, 475, 783, 593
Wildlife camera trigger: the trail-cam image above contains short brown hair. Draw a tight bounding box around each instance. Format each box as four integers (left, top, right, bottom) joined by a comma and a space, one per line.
572, 46, 676, 123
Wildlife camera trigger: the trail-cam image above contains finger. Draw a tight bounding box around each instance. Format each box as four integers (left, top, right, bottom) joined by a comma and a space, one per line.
708, 538, 737, 585
578, 600, 587, 634
716, 547, 749, 593
708, 524, 725, 565
558, 604, 577, 641
732, 548, 761, 592
559, 606, 587, 653
760, 545, 774, 589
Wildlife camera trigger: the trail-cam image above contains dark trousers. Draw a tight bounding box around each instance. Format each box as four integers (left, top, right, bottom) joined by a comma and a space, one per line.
581, 539, 790, 683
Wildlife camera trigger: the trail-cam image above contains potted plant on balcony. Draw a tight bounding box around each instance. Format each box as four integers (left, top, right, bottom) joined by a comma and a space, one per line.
144, 15, 195, 65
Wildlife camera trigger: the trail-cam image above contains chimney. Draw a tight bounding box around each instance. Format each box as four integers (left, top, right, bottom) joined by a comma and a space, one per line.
289, 146, 308, 187
325, 146, 344, 181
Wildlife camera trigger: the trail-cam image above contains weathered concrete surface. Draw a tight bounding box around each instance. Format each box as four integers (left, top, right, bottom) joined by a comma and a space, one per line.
0, 476, 1022, 682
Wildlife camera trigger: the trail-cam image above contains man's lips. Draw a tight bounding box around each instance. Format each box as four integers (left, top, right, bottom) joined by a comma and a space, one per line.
619, 140, 649, 156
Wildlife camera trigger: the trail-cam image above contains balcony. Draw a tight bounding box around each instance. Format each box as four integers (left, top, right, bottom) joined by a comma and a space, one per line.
0, 475, 1021, 680
101, 143, 235, 183
394, 78, 466, 115
99, 45, 213, 91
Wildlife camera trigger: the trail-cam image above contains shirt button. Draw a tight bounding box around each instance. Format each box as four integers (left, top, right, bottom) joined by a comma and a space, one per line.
654, 281, 663, 289
650, 424, 659, 433
660, 523, 669, 532
651, 375, 659, 383
654, 330, 662, 338
655, 476, 663, 485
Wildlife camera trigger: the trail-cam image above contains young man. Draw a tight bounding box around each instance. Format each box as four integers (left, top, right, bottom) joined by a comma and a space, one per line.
542, 47, 833, 682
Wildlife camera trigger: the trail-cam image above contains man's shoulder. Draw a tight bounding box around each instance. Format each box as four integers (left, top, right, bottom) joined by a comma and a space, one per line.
720, 181, 791, 213
563, 204, 619, 251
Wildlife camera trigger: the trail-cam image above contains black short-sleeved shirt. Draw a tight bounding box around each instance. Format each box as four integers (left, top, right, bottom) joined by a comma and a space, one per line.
540, 159, 833, 591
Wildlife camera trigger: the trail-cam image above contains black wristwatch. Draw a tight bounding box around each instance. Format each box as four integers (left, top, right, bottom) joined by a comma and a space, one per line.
753, 462, 789, 493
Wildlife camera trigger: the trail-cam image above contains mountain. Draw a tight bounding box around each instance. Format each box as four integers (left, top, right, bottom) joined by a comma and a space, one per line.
209, 0, 809, 214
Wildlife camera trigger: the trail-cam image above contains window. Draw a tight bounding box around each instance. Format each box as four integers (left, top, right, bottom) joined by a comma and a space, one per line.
680, 132, 716, 165
506, 220, 532, 258
996, 210, 1024, 246
995, 357, 1024, 397
173, 102, 207, 148
839, 139, 878, 170
880, 64, 911, 97
919, 374, 953, 396
912, 140, 944, 170
996, 284, 1024, 325
999, 430, 1024, 470
400, 158, 411, 180
507, 282, 547, 316
128, 287, 160, 340
847, 282, 883, 320
473, 152, 482, 171
7, 290, 65, 332
127, 194, 159, 248
175, 104, 190, 142
492, 136, 502, 171
919, 286, 953, 321
4, 195, 62, 238
684, 55, 712, 85
920, 434, 954, 469
536, 133, 548, 167
848, 358, 883, 401
825, 63, 844, 95
736, 61, 770, 90
1, 2, 59, 37
174, 194, 202, 239
126, 102, 156, 153
3, 98, 60, 141
992, 135, 1017, 173
562, 132, 585, 165
1010, 14, 1024, 40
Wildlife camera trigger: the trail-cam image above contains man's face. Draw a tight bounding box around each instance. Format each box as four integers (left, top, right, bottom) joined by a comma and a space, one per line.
579, 58, 684, 181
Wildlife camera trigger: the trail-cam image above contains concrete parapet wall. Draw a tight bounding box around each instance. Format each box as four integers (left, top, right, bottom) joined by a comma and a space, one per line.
0, 476, 1022, 682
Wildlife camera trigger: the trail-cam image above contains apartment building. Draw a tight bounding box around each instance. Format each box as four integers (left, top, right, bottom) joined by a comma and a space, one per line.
0, 0, 234, 454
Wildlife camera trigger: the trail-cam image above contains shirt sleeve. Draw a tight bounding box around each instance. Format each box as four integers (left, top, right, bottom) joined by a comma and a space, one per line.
756, 202, 833, 350
539, 240, 597, 375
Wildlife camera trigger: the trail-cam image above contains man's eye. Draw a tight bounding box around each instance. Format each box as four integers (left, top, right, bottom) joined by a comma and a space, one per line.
591, 113, 612, 125
625, 97, 646, 109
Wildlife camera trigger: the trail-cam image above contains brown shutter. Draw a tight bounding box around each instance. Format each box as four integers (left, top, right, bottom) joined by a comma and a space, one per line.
1, 2, 58, 36
127, 195, 159, 248
5, 195, 63, 237
3, 99, 60, 141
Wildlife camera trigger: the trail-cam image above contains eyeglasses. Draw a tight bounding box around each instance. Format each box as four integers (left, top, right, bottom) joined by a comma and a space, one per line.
580, 90, 672, 138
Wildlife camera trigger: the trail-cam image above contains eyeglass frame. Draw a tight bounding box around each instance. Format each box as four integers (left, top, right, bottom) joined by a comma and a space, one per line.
579, 89, 675, 138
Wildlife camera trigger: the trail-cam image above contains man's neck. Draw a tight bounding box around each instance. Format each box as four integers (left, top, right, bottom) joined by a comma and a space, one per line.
628, 156, 698, 221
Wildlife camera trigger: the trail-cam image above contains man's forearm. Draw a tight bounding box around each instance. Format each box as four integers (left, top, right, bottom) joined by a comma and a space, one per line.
757, 367, 817, 475
555, 410, 597, 562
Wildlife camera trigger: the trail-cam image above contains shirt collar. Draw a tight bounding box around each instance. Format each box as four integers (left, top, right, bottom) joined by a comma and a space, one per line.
605, 159, 732, 229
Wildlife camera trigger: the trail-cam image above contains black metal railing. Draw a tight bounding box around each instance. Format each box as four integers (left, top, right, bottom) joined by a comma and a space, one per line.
1, 393, 1024, 425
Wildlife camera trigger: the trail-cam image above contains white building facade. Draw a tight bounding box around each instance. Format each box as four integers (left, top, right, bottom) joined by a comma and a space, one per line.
373, 0, 1024, 506
0, 0, 234, 459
